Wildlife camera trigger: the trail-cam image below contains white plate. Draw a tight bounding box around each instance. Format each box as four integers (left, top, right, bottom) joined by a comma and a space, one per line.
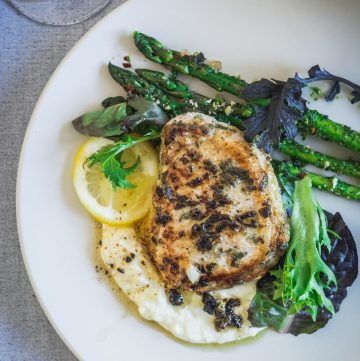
17, 0, 360, 360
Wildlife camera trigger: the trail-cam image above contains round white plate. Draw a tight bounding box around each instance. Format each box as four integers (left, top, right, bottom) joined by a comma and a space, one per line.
17, 0, 360, 360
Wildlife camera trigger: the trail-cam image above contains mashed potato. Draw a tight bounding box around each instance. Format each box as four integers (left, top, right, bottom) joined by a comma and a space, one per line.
100, 224, 264, 344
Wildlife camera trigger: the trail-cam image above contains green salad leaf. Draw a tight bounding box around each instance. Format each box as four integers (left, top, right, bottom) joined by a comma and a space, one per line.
248, 210, 358, 335
72, 102, 129, 137
272, 175, 337, 321
87, 129, 160, 189
72, 97, 168, 138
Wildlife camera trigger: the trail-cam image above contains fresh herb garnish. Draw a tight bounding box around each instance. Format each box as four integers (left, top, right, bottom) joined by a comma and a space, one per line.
271, 176, 337, 321
304, 65, 360, 103
242, 65, 360, 152
87, 129, 160, 189
242, 78, 306, 153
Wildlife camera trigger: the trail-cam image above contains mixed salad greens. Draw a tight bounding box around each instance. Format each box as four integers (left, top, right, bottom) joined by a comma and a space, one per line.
71, 32, 359, 336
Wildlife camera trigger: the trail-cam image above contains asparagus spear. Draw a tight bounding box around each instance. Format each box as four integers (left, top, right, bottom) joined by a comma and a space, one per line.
299, 110, 360, 153
135, 67, 360, 178
134, 32, 360, 154
279, 139, 360, 178
108, 62, 187, 116
135, 68, 253, 118
272, 160, 360, 201
108, 63, 245, 128
134, 31, 247, 95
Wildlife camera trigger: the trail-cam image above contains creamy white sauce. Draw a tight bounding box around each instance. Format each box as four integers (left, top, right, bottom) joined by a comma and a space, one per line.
100, 224, 265, 344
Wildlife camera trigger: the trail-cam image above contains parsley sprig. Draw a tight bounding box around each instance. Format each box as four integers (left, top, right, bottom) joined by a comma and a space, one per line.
87, 129, 160, 189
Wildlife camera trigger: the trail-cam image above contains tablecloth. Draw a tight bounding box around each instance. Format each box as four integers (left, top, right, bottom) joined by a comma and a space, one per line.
0, 1, 127, 359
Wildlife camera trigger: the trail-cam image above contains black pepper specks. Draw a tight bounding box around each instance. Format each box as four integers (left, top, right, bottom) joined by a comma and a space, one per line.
124, 253, 135, 263
168, 288, 184, 306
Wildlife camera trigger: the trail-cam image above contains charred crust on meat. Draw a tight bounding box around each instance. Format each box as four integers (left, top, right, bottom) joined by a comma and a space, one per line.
178, 230, 185, 238
259, 201, 272, 218
164, 126, 183, 145
179, 156, 190, 164
196, 234, 216, 251
162, 228, 174, 239
197, 277, 209, 288
190, 207, 206, 220
193, 212, 239, 252
236, 211, 256, 221
169, 172, 179, 183
187, 150, 201, 162
197, 262, 216, 275
235, 211, 258, 227
155, 186, 164, 198
168, 288, 184, 306
186, 173, 209, 187
243, 219, 259, 228
191, 223, 202, 236
203, 159, 217, 173
155, 208, 172, 225
162, 257, 179, 273
207, 184, 231, 209
175, 195, 189, 210
175, 195, 198, 210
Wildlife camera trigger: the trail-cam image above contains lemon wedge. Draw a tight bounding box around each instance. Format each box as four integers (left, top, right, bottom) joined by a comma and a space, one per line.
73, 137, 158, 226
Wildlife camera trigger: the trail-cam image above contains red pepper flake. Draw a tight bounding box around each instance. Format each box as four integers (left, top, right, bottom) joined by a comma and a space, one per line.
123, 62, 131, 68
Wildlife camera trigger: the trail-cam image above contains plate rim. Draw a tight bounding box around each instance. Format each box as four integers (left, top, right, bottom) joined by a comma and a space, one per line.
15, 1, 136, 358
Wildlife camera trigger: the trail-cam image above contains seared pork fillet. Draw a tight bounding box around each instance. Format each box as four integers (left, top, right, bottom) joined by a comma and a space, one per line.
137, 113, 289, 291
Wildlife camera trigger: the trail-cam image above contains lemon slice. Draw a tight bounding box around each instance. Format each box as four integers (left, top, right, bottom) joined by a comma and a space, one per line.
73, 137, 158, 226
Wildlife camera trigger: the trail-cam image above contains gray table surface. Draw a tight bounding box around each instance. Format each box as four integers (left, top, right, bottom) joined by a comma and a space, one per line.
0, 1, 127, 359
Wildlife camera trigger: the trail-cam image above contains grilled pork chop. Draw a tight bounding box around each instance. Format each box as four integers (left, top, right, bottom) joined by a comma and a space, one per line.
137, 113, 289, 291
